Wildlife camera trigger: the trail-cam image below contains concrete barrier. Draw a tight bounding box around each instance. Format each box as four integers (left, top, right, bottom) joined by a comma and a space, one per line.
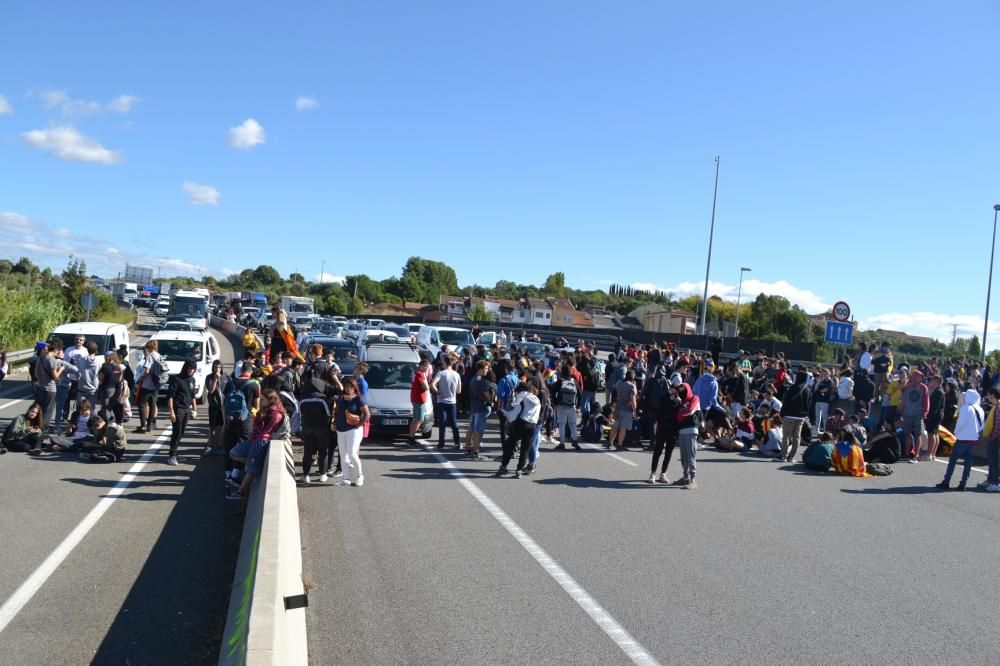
219, 439, 307, 665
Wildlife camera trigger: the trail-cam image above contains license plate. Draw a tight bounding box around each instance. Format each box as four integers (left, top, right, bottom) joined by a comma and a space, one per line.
383, 418, 408, 426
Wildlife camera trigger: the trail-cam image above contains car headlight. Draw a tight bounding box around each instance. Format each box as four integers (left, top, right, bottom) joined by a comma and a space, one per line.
368, 407, 381, 416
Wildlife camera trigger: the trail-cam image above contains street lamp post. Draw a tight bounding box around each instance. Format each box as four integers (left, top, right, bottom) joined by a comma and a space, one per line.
734, 267, 751, 338
698, 156, 721, 335
983, 204, 1000, 363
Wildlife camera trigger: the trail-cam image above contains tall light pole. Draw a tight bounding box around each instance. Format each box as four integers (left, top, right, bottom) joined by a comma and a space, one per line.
734, 266, 751, 338
698, 155, 721, 335
983, 204, 1000, 363
320, 260, 325, 284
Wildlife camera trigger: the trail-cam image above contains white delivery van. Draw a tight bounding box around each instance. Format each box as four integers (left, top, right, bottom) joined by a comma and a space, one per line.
415, 325, 475, 358
49, 322, 131, 357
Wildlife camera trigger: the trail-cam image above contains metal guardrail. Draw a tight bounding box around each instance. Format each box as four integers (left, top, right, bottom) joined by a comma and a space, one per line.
4, 348, 35, 365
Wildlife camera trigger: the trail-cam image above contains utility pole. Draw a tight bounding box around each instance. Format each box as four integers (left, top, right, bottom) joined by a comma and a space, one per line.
320, 260, 325, 284
951, 323, 959, 348
698, 156, 721, 336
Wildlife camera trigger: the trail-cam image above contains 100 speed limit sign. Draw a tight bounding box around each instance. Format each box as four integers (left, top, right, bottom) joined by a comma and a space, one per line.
832, 301, 851, 322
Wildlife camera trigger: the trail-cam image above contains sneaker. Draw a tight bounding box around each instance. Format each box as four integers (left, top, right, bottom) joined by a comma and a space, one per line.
336, 479, 352, 487
646, 473, 656, 484
494, 466, 509, 477
353, 477, 364, 487
672, 477, 690, 487
977, 481, 990, 490
225, 491, 243, 501
469, 453, 488, 461
191, 410, 198, 419
553, 443, 567, 451
956, 482, 966, 492
319, 474, 328, 483
133, 426, 147, 434
685, 480, 699, 490
601, 443, 611, 449
935, 481, 949, 490
166, 456, 178, 466
225, 478, 240, 489
522, 464, 534, 477
656, 473, 670, 484
985, 484, 1000, 493
436, 443, 445, 450
514, 469, 522, 479
907, 458, 919, 464
572, 442, 581, 450
302, 475, 312, 485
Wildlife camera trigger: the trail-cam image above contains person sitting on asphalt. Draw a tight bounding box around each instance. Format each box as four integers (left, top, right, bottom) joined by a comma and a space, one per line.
46, 398, 96, 453
1, 403, 46, 454
830, 429, 871, 477
864, 416, 902, 464
802, 432, 835, 471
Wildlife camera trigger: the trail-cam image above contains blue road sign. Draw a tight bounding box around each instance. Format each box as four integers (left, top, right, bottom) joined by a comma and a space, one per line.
825, 320, 853, 345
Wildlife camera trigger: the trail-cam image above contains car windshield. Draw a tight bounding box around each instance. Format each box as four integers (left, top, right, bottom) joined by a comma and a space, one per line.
309, 340, 359, 361
365, 361, 418, 390
518, 342, 545, 357
383, 325, 409, 337
170, 297, 207, 317
51, 333, 108, 353
439, 330, 474, 346
157, 339, 203, 361
163, 323, 192, 331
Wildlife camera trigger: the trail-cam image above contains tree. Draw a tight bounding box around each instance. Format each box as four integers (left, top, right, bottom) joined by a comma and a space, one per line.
543, 272, 566, 296
968, 335, 982, 360
289, 272, 305, 283
346, 296, 363, 316
252, 265, 281, 286
13, 257, 36, 275
400, 256, 459, 303
0, 259, 13, 273
468, 304, 493, 323
61, 256, 88, 319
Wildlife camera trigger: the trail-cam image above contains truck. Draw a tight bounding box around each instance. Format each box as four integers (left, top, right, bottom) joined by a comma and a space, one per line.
240, 291, 268, 311
280, 296, 315, 318
169, 289, 209, 331
109, 281, 139, 303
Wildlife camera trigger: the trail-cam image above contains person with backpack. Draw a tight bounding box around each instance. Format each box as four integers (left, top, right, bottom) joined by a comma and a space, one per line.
552, 364, 581, 451
465, 361, 496, 460
496, 360, 519, 450
229, 388, 289, 499
135, 340, 165, 434
299, 387, 334, 484
224, 364, 260, 489
647, 373, 680, 484
298, 344, 330, 399
673, 383, 701, 489
165, 360, 197, 466
496, 381, 541, 479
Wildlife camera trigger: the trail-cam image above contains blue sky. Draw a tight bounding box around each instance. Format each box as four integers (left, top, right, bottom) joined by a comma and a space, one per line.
2, 1, 999, 343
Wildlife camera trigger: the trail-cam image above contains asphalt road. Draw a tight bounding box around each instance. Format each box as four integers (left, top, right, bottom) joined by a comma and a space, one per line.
299, 419, 1000, 665
0, 314, 243, 665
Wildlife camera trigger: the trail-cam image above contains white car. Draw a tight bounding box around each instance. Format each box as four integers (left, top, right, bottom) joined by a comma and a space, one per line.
155, 304, 170, 317
149, 330, 221, 400
476, 331, 507, 346
358, 328, 400, 352
416, 325, 475, 358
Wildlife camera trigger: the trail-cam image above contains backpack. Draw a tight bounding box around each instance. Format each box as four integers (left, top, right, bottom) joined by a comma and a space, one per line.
152, 356, 170, 387
592, 365, 606, 391
557, 378, 578, 407
273, 413, 291, 440
645, 377, 669, 411
478, 381, 497, 408
225, 379, 256, 424
299, 361, 328, 397
866, 462, 893, 476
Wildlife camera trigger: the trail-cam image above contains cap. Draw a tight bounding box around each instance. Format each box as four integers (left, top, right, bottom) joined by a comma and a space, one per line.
704, 358, 714, 367
35, 341, 48, 352
104, 350, 117, 358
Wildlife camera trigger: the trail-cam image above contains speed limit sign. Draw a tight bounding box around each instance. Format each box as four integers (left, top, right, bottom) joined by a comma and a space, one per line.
832, 301, 851, 322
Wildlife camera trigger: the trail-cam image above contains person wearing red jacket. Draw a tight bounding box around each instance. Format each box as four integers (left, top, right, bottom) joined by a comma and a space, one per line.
673, 383, 701, 490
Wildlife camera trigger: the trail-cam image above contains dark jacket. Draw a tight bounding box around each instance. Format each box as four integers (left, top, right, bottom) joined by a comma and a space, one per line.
854, 372, 876, 402
780, 372, 811, 418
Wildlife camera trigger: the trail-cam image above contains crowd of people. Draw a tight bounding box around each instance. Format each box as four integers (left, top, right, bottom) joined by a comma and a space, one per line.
5, 319, 1000, 498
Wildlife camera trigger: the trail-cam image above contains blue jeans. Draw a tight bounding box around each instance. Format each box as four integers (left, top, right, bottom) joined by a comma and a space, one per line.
55, 383, 72, 428
987, 438, 1000, 486
580, 391, 594, 415
529, 423, 542, 464
943, 441, 976, 486
436, 402, 460, 447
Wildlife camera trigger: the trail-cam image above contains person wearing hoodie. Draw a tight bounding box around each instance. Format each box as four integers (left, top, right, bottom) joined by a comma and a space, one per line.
936, 388, 985, 491
778, 370, 811, 462
647, 373, 681, 484
692, 359, 721, 414
673, 383, 701, 489
978, 387, 1000, 492
899, 370, 930, 462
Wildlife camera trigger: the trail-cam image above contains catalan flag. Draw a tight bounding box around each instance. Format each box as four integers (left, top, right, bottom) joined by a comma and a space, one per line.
831, 441, 870, 477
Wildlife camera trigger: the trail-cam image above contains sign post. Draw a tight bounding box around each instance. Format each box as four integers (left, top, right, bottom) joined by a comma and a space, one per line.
81, 291, 98, 322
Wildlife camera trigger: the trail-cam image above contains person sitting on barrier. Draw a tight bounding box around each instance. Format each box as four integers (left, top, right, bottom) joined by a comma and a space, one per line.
1, 403, 45, 454
228, 388, 288, 500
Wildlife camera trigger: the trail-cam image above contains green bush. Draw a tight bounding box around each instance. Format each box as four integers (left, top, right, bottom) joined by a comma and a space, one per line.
0, 288, 67, 351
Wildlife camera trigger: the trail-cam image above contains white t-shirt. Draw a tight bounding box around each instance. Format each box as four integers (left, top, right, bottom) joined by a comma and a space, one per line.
859, 352, 872, 372
435, 369, 461, 404
761, 429, 782, 455
838, 377, 855, 400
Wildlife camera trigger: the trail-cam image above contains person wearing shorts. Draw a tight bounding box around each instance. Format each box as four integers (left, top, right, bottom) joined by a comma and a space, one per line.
610, 371, 638, 451
465, 361, 495, 459
407, 359, 431, 446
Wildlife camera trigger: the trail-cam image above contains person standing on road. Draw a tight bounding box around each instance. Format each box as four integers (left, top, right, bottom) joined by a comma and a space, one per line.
299, 387, 334, 484
204, 359, 225, 455
977, 387, 1000, 492
496, 381, 540, 479
610, 370, 638, 451
936, 388, 984, 491
0, 349, 8, 393
72, 342, 100, 410
407, 358, 431, 446
925, 375, 945, 461
135, 340, 163, 433
496, 360, 518, 451
33, 340, 63, 431
648, 377, 680, 484
166, 360, 197, 466
812, 369, 835, 431
432, 355, 462, 450
673, 383, 700, 490
779, 370, 811, 463
899, 370, 929, 461
56, 334, 87, 428
553, 364, 582, 451
97, 350, 125, 425
465, 361, 496, 460
334, 378, 369, 487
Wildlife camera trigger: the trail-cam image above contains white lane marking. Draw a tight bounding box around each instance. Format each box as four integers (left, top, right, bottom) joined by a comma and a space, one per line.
578, 442, 639, 466
425, 447, 660, 666
0, 388, 34, 412
0, 428, 172, 635
933, 458, 988, 475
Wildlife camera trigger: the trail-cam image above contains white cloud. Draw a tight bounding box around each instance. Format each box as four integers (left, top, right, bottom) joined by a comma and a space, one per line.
0, 95, 12, 115
314, 272, 345, 284
52, 227, 73, 238
35, 89, 139, 116
857, 312, 1000, 346
182, 181, 220, 206
21, 126, 123, 164
107, 95, 140, 113
227, 118, 266, 150
0, 211, 36, 232
220, 267, 237, 276
631, 278, 832, 314
295, 96, 319, 111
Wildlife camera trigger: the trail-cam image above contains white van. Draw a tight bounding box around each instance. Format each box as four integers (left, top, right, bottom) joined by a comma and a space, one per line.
150, 329, 221, 399
363, 342, 432, 439
416, 325, 475, 358
49, 322, 130, 357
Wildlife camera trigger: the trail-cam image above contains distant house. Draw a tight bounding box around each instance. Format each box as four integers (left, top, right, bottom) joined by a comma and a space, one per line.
571, 310, 594, 328
547, 298, 576, 326
468, 296, 501, 322
438, 295, 467, 322
496, 298, 522, 324
592, 314, 621, 330
523, 298, 552, 326
642, 308, 698, 335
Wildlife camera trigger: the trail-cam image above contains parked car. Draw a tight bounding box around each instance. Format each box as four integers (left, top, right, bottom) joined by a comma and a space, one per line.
475, 331, 507, 346
511, 340, 548, 361
405, 322, 423, 338
48, 322, 131, 357
155, 303, 170, 317
380, 324, 412, 340
416, 325, 476, 358
362, 342, 432, 439
149, 329, 221, 399
340, 321, 366, 342
297, 335, 361, 377
161, 315, 193, 331
358, 328, 400, 348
